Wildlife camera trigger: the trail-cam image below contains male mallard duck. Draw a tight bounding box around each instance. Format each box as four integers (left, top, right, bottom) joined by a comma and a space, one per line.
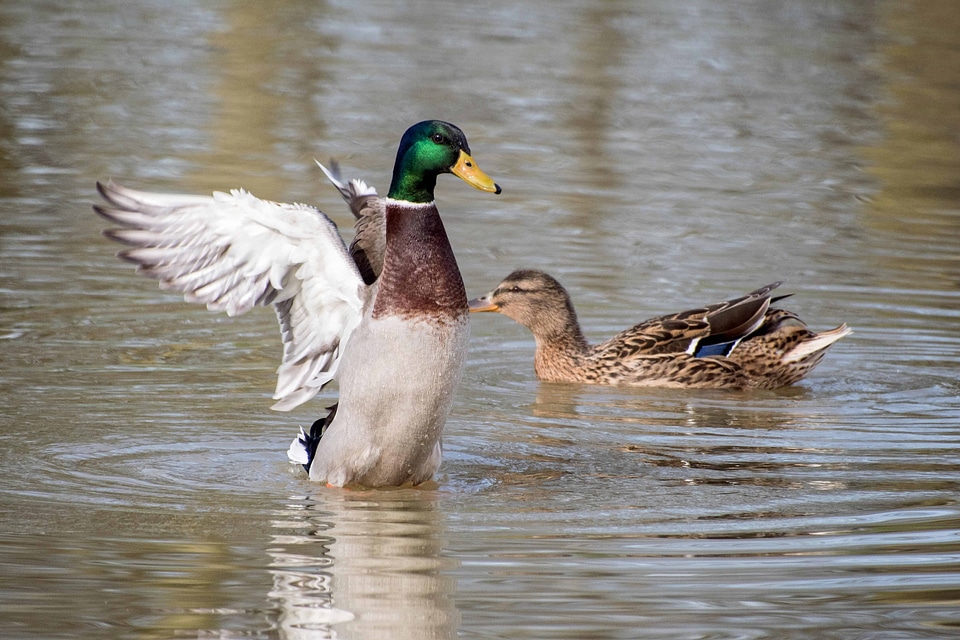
95, 120, 501, 487
469, 269, 850, 389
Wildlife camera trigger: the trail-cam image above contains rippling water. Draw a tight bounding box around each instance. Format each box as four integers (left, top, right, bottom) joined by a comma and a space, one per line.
2, 0, 959, 638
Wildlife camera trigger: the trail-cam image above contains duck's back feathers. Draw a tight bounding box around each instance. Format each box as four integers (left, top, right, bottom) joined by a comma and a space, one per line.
95, 180, 366, 411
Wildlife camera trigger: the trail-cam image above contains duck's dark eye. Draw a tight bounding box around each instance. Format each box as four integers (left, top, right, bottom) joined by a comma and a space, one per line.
432, 133, 445, 144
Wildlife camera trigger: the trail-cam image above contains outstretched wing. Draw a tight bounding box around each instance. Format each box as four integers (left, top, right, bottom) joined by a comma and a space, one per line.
94, 180, 366, 411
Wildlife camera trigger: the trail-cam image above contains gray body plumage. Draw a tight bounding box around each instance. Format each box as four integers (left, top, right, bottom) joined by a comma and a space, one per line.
309, 311, 468, 486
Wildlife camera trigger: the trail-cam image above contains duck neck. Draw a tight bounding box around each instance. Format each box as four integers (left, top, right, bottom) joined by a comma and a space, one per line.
530, 310, 591, 381
387, 144, 438, 204
372, 199, 467, 320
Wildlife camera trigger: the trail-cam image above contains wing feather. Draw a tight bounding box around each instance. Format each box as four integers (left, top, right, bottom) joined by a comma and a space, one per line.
593, 283, 783, 359
316, 160, 385, 284
95, 180, 366, 411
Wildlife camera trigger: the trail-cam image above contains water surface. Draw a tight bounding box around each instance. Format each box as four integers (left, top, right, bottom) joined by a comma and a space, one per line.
2, 0, 959, 638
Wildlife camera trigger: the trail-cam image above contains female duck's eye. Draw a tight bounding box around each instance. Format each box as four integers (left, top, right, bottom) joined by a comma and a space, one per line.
432, 133, 445, 144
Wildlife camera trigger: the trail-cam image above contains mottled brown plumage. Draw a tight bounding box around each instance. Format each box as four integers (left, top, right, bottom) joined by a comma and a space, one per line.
469, 270, 851, 389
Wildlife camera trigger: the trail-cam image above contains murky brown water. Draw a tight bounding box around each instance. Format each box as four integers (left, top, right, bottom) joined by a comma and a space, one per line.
2, 0, 959, 638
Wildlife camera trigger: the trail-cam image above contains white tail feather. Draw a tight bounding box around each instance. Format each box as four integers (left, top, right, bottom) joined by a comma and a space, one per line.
783, 324, 852, 363
287, 427, 310, 464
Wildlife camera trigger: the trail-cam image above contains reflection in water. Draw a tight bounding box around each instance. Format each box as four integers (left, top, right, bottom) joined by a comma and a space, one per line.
267, 508, 347, 639
268, 490, 457, 640
860, 0, 960, 290
524, 383, 858, 492
565, 2, 628, 198
187, 0, 334, 199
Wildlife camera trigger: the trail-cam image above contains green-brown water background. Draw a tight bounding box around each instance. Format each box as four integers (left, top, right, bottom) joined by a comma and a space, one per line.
2, 1, 959, 638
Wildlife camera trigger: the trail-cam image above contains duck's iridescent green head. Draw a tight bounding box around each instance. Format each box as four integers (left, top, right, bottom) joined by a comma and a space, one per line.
387, 120, 501, 203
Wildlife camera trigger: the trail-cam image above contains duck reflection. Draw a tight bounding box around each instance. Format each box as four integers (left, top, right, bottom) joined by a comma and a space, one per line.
527, 383, 849, 489
267, 488, 458, 640
531, 382, 813, 430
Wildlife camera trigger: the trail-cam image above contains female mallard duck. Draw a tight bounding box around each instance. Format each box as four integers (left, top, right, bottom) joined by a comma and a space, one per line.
469, 269, 850, 389
95, 120, 500, 487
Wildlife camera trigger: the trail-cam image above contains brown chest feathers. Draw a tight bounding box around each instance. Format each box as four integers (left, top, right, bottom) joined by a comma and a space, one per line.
373, 202, 467, 320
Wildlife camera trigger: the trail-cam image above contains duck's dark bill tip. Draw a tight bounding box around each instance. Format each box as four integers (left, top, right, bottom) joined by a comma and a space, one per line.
494, 183, 502, 195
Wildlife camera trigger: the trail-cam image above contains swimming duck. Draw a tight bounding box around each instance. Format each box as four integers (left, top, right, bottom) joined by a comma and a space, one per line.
469, 269, 850, 389
95, 120, 501, 487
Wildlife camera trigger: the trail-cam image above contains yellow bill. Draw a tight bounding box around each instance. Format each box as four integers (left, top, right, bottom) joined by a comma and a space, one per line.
451, 150, 502, 194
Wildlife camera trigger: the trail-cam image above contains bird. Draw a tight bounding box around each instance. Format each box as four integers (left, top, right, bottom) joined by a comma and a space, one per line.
94, 120, 501, 487
468, 269, 850, 389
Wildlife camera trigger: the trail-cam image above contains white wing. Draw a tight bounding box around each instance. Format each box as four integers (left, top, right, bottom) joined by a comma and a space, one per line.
95, 180, 366, 411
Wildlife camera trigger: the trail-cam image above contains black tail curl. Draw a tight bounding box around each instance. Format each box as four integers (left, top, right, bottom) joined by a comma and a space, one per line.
298, 403, 338, 472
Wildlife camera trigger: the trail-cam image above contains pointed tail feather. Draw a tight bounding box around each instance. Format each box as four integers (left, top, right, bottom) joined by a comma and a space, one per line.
783, 324, 852, 363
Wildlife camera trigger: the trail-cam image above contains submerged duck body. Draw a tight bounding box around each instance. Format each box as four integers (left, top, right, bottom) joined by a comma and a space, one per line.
95, 120, 500, 487
469, 269, 850, 389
